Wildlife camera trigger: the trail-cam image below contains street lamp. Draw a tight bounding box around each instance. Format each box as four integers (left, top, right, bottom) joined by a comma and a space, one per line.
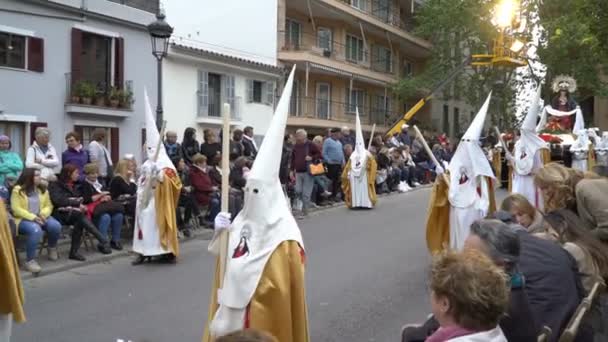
493, 0, 518, 29
147, 12, 173, 129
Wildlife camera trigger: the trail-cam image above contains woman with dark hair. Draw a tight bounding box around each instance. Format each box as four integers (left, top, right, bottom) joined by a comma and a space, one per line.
61, 131, 88, 178
48, 164, 112, 261
181, 127, 200, 165
200, 129, 221, 162
10, 168, 62, 274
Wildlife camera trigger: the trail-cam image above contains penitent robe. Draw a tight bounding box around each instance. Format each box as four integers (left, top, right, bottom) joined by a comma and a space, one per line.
341, 157, 378, 209
203, 240, 309, 342
0, 202, 25, 336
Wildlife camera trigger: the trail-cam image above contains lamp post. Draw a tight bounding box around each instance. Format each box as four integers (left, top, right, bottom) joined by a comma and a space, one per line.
147, 12, 173, 130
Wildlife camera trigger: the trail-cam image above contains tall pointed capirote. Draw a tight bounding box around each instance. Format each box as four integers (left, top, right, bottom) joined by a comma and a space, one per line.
462, 92, 492, 141
144, 88, 174, 171
522, 86, 542, 132
248, 66, 296, 181
354, 107, 366, 154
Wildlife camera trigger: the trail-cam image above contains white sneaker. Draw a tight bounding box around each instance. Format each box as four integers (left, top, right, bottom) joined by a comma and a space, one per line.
25, 259, 42, 274
48, 247, 58, 261
413, 182, 421, 187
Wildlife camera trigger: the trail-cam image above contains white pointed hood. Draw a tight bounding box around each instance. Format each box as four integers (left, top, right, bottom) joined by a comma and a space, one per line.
596, 132, 608, 151
143, 89, 175, 172
218, 66, 304, 311
349, 107, 368, 177
570, 129, 590, 152
513, 86, 549, 176
448, 92, 495, 208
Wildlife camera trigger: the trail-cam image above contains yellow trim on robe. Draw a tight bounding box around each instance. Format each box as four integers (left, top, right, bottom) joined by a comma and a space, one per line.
425, 175, 450, 254
0, 202, 26, 323
203, 240, 309, 342
340, 157, 378, 208
156, 169, 182, 257
588, 149, 596, 171
492, 150, 502, 182
541, 148, 552, 165
487, 176, 497, 215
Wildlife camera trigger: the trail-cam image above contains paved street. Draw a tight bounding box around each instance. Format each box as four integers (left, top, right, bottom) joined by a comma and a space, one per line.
14, 189, 433, 342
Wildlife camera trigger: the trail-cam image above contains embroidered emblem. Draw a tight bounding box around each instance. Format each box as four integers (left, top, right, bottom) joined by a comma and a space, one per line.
520, 151, 527, 159
458, 167, 469, 185
232, 224, 251, 258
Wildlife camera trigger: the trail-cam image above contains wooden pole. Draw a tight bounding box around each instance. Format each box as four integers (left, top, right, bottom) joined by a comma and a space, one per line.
367, 124, 376, 151
218, 103, 231, 289
413, 125, 449, 183
494, 126, 513, 161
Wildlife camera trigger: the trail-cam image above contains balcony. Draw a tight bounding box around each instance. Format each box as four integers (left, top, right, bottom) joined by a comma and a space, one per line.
196, 94, 243, 124
336, 0, 414, 32
64, 73, 134, 118
288, 96, 396, 130
279, 31, 398, 84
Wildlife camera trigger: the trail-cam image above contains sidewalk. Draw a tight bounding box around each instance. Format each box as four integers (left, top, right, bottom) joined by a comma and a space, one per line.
19, 184, 431, 280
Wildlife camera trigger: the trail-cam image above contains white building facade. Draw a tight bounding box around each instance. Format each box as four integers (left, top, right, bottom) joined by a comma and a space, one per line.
0, 0, 159, 162
163, 43, 282, 143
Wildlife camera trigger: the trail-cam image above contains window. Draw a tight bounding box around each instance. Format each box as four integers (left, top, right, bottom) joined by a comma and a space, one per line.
0, 32, 26, 69
252, 81, 263, 103
372, 94, 391, 124
442, 104, 449, 134
208, 73, 222, 117
0, 122, 26, 157
247, 80, 274, 106
403, 59, 413, 78
346, 88, 366, 113
373, 0, 391, 21
290, 79, 301, 116
286, 19, 301, 49
316, 83, 331, 119
317, 27, 333, 51
346, 34, 365, 63
372, 45, 392, 73
350, 0, 367, 11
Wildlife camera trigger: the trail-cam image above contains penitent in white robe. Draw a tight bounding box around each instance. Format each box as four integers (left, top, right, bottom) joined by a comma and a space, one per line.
571, 151, 588, 172
512, 151, 544, 210
349, 172, 372, 208
449, 177, 490, 250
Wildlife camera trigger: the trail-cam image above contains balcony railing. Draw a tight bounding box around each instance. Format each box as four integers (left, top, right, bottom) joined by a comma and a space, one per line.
65, 73, 134, 110
279, 31, 397, 75
289, 96, 397, 126
335, 0, 415, 32
197, 94, 243, 121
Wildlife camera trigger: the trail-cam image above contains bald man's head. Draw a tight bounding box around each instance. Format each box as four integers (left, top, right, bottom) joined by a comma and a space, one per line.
165, 131, 178, 144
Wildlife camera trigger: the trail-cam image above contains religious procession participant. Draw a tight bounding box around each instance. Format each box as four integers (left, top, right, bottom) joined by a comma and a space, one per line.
0, 203, 25, 342
426, 92, 496, 253
132, 91, 182, 265
203, 66, 308, 342
341, 107, 377, 209
570, 129, 592, 172
509, 86, 550, 209
591, 131, 608, 167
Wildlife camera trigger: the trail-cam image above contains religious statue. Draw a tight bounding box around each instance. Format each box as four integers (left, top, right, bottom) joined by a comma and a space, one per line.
548, 75, 578, 131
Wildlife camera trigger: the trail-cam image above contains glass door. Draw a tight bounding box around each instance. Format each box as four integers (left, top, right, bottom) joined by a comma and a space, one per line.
316, 83, 331, 120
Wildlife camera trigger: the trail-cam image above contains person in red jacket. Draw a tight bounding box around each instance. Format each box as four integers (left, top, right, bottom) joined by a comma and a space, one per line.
190, 153, 217, 207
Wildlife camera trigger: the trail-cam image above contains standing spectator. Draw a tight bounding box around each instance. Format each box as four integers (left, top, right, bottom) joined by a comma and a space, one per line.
79, 163, 124, 251
26, 127, 59, 184
397, 124, 412, 147
340, 126, 355, 149
109, 159, 137, 218
11, 168, 62, 273
574, 172, 608, 243
290, 129, 321, 218
49, 164, 111, 261
343, 144, 353, 160
87, 128, 113, 185
200, 129, 221, 162
230, 129, 245, 160
164, 130, 182, 164
181, 127, 200, 165
280, 134, 294, 189
62, 131, 88, 179
323, 128, 345, 201
242, 126, 258, 159
0, 135, 23, 185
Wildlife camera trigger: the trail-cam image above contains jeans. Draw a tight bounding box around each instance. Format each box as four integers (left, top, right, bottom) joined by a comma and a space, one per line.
18, 217, 62, 261
313, 175, 330, 192
96, 213, 123, 242
295, 172, 314, 214
208, 192, 221, 222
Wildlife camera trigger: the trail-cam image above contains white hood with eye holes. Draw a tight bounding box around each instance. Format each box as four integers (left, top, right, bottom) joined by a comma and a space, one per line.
218, 66, 304, 311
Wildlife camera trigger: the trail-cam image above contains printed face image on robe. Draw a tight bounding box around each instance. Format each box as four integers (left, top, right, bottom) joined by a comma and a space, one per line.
232, 224, 251, 258
459, 168, 469, 185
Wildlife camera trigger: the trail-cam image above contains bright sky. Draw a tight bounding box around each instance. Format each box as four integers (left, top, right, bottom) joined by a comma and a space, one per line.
161, 0, 278, 65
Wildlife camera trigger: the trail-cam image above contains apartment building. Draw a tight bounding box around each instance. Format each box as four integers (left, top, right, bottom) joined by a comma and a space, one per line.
163, 43, 282, 144
277, 0, 435, 135
0, 0, 159, 162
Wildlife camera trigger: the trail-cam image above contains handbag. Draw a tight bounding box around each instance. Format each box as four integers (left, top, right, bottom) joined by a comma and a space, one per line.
305, 142, 326, 176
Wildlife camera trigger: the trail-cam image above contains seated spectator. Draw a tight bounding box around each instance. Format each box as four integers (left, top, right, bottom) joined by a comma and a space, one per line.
200, 129, 222, 162
312, 136, 332, 201
402, 145, 419, 187
217, 329, 278, 342
109, 159, 137, 218
491, 210, 587, 342
190, 153, 217, 209
49, 164, 111, 261
164, 130, 182, 164
175, 157, 202, 235
0, 135, 23, 185
181, 127, 200, 165
11, 168, 62, 274
26, 127, 59, 185
208, 154, 223, 187
374, 147, 394, 194
80, 163, 124, 251
61, 131, 88, 179
425, 249, 509, 341
500, 194, 545, 235
0, 176, 17, 238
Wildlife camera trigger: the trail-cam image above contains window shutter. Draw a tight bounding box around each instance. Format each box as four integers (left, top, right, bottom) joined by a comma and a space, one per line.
247, 79, 254, 103
264, 81, 274, 106
114, 37, 125, 88
224, 75, 236, 110
197, 70, 208, 116
29, 122, 47, 144
27, 37, 44, 72
71, 28, 83, 83
110, 127, 119, 164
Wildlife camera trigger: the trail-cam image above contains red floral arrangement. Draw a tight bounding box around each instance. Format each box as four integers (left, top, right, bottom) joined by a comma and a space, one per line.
539, 133, 563, 144
541, 117, 570, 135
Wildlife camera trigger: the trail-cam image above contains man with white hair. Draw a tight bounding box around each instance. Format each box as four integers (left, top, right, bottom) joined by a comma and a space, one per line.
25, 127, 59, 185
290, 128, 321, 218
341, 126, 355, 149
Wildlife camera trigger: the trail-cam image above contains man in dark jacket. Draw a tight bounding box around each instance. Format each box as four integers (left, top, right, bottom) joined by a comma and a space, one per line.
242, 126, 258, 159
164, 131, 182, 165
290, 129, 321, 218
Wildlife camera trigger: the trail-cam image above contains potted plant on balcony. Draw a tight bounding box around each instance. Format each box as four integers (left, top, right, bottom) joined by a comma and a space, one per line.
109, 87, 121, 108
71, 81, 85, 104
119, 88, 133, 109
94, 87, 107, 107
79, 82, 95, 105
